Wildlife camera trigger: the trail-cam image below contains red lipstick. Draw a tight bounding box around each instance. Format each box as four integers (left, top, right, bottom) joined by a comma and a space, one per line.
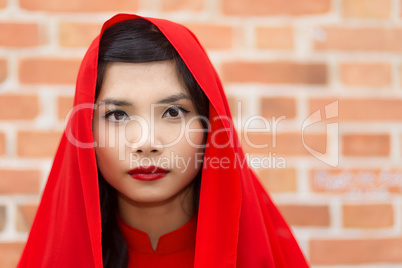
128, 166, 169, 181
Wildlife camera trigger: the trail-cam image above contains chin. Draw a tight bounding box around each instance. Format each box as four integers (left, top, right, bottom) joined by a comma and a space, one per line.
119, 191, 174, 205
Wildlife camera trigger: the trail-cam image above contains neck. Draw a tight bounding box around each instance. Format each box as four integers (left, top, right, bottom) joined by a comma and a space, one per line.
117, 184, 195, 250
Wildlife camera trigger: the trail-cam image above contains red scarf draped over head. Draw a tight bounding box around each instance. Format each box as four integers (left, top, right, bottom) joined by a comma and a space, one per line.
18, 14, 309, 268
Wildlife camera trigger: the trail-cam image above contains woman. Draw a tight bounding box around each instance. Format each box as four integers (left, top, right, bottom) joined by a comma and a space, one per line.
18, 14, 309, 267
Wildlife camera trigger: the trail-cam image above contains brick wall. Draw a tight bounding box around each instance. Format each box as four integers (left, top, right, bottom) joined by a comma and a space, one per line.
0, 0, 401, 267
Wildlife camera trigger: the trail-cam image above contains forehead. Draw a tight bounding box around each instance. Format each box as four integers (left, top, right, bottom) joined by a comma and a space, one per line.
97, 61, 187, 102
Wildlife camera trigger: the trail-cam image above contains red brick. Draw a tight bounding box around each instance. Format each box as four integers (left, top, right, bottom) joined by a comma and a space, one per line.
309, 98, 402, 121
278, 204, 330, 226
257, 168, 297, 192
0, 0, 6, 8
340, 62, 391, 87
19, 58, 81, 85
184, 23, 233, 49
0, 132, 5, 156
17, 131, 62, 158
342, 134, 390, 157
162, 0, 204, 11
59, 22, 101, 47
256, 26, 294, 50
314, 27, 402, 52
0, 59, 7, 83
227, 96, 247, 118
57, 96, 74, 120
0, 95, 39, 120
0, 169, 41, 194
310, 237, 402, 264
241, 132, 327, 156
221, 61, 327, 84
0, 206, 5, 231
222, 0, 330, 16
0, 243, 25, 268
0, 23, 43, 47
20, 0, 138, 12
261, 97, 296, 119
16, 204, 38, 232
343, 0, 391, 19
343, 204, 394, 228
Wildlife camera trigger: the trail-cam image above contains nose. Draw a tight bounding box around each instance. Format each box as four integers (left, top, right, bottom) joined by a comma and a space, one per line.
134, 142, 163, 155
125, 118, 164, 156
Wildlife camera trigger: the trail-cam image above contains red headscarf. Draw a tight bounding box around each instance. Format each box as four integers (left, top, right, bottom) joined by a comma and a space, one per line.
18, 14, 309, 267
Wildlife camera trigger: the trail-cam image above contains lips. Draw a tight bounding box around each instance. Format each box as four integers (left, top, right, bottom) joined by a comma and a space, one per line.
128, 166, 169, 181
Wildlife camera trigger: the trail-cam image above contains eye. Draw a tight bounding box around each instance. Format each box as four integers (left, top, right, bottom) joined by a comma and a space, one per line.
104, 110, 129, 122
162, 106, 189, 119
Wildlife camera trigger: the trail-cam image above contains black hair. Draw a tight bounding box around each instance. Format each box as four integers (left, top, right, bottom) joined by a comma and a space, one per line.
96, 18, 209, 268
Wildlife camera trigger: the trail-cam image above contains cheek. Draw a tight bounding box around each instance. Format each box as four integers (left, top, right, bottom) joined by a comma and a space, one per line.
93, 119, 110, 147
186, 120, 205, 148
178, 120, 205, 169
93, 123, 126, 176
168, 119, 205, 153
157, 122, 186, 145
94, 120, 126, 150
94, 144, 128, 188
95, 147, 110, 167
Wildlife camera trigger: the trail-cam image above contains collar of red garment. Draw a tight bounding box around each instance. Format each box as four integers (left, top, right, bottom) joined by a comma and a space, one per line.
117, 214, 197, 254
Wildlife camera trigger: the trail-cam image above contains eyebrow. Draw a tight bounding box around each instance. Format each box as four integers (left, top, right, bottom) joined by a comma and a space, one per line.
98, 99, 132, 106
98, 93, 190, 107
156, 93, 190, 104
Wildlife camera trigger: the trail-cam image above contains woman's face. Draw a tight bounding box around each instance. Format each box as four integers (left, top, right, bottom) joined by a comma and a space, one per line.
93, 61, 205, 205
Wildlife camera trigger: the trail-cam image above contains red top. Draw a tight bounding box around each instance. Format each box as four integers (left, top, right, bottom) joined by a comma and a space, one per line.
118, 214, 197, 268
